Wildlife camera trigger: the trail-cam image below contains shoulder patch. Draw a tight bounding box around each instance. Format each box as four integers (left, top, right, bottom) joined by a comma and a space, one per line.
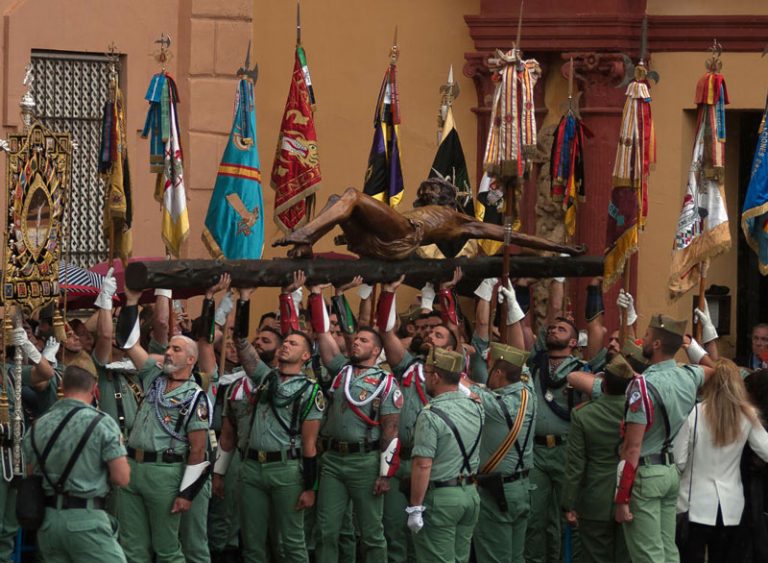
314, 391, 326, 412
196, 400, 209, 421
392, 388, 403, 409
628, 390, 642, 413
364, 376, 381, 385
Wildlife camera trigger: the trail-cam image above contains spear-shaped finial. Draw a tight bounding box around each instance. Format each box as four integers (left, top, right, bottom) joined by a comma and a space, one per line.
390, 26, 399, 65
514, 0, 524, 57
638, 15, 649, 66
438, 64, 461, 140
296, 0, 302, 45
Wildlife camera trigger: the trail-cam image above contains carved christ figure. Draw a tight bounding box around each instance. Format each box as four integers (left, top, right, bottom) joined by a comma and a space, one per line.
274, 179, 586, 260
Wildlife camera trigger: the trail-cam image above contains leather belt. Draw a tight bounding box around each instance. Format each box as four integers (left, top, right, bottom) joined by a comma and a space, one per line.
641, 451, 675, 466
322, 439, 380, 454
246, 449, 297, 463
431, 475, 476, 488
127, 447, 185, 464
45, 495, 106, 510
534, 435, 564, 448
502, 469, 530, 483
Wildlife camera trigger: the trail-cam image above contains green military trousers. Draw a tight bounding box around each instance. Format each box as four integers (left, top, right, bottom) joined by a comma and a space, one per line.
0, 478, 17, 561
383, 458, 415, 563
412, 483, 480, 563
579, 517, 628, 563
180, 477, 212, 563
525, 443, 580, 563
117, 459, 186, 562
473, 478, 531, 563
315, 450, 387, 563
208, 453, 241, 554
622, 464, 680, 563
39, 506, 126, 562
240, 456, 308, 563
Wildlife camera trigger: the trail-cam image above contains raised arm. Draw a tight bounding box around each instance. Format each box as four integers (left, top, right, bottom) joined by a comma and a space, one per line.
117, 286, 158, 369
436, 267, 464, 348
334, 276, 365, 354
307, 281, 340, 368
93, 267, 118, 365
378, 275, 407, 368
585, 278, 607, 362
547, 279, 564, 328
197, 274, 231, 377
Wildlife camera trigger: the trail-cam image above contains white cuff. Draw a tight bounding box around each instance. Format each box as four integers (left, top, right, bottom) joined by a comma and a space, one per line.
155, 288, 172, 299
686, 338, 708, 365
358, 284, 374, 300
213, 448, 234, 476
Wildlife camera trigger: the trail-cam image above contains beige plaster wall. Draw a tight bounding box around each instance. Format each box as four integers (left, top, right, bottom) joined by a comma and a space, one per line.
647, 0, 768, 16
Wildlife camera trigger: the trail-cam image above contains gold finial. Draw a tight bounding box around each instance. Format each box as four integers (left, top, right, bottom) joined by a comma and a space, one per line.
389, 26, 399, 65
706, 39, 723, 72
153, 33, 172, 72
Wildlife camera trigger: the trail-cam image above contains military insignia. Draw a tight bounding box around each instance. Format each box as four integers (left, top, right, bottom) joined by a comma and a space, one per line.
364, 376, 380, 385
163, 415, 172, 424
197, 401, 209, 421
359, 390, 368, 401
628, 391, 642, 413
544, 390, 554, 402
314, 392, 326, 412
392, 389, 403, 409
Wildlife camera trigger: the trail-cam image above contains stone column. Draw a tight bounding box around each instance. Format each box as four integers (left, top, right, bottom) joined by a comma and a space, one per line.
566, 52, 637, 334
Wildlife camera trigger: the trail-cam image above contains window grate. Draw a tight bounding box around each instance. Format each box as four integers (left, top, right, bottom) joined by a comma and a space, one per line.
30, 51, 113, 269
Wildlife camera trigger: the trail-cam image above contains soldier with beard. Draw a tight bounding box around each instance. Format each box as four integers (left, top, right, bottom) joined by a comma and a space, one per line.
115, 286, 212, 563
307, 277, 402, 563
524, 279, 590, 563
213, 286, 323, 563
376, 274, 460, 563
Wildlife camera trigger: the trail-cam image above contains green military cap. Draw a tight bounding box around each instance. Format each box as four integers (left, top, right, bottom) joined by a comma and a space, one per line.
605, 354, 635, 379
426, 346, 464, 375
398, 305, 422, 326
489, 342, 530, 368
649, 314, 687, 337
621, 338, 649, 372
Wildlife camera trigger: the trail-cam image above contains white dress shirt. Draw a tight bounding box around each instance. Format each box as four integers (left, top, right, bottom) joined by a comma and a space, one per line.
675, 403, 768, 525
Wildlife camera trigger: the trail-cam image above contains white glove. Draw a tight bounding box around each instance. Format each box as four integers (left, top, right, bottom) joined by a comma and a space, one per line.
616, 290, 638, 326
9, 327, 41, 365
694, 301, 718, 344
686, 337, 708, 365
215, 290, 234, 326
291, 287, 303, 310
41, 337, 60, 367
420, 283, 436, 311
474, 278, 498, 303
553, 253, 569, 283
95, 267, 118, 310
358, 283, 374, 300
499, 281, 525, 325
154, 288, 172, 299
405, 505, 425, 534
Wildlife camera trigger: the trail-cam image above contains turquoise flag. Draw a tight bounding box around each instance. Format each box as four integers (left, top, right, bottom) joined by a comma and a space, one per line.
202, 79, 264, 259
742, 101, 768, 275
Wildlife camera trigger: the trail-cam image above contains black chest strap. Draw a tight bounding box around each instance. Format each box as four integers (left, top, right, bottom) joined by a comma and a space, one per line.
429, 405, 483, 475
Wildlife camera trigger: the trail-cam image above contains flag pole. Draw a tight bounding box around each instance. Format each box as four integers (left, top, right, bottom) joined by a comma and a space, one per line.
562, 57, 575, 314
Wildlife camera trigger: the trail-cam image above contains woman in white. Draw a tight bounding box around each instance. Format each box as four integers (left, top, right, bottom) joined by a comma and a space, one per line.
675, 359, 768, 562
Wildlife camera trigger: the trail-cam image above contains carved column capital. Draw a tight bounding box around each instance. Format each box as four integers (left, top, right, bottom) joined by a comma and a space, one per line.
562, 52, 628, 109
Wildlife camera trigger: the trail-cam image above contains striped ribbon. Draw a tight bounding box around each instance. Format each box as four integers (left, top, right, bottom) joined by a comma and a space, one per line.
480, 388, 529, 475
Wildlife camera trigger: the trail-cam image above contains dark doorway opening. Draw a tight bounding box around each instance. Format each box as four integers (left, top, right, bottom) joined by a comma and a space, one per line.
737, 110, 768, 359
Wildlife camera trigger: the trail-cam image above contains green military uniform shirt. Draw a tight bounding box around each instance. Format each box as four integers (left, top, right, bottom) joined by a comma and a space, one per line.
223, 374, 254, 453
127, 358, 209, 455
24, 399, 125, 498
412, 391, 484, 481
473, 373, 536, 475
95, 357, 142, 436
562, 394, 626, 520
246, 359, 324, 452
321, 353, 401, 443
624, 359, 703, 456
391, 351, 430, 450
528, 329, 587, 437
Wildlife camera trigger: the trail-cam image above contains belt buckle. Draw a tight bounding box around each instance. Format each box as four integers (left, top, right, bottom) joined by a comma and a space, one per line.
135, 449, 144, 463
114, 392, 122, 399
546, 435, 556, 448
338, 441, 349, 454
258, 451, 267, 463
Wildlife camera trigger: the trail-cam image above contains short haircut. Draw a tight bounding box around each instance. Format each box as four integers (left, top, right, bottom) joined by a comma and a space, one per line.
603, 370, 632, 396
288, 330, 313, 353
649, 327, 683, 356
435, 323, 458, 349
434, 365, 461, 385
491, 359, 522, 383
415, 313, 431, 323
259, 312, 277, 326
62, 365, 96, 392
259, 327, 284, 344
357, 326, 382, 350
171, 335, 199, 362
426, 311, 443, 321
753, 323, 768, 335
554, 316, 578, 340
